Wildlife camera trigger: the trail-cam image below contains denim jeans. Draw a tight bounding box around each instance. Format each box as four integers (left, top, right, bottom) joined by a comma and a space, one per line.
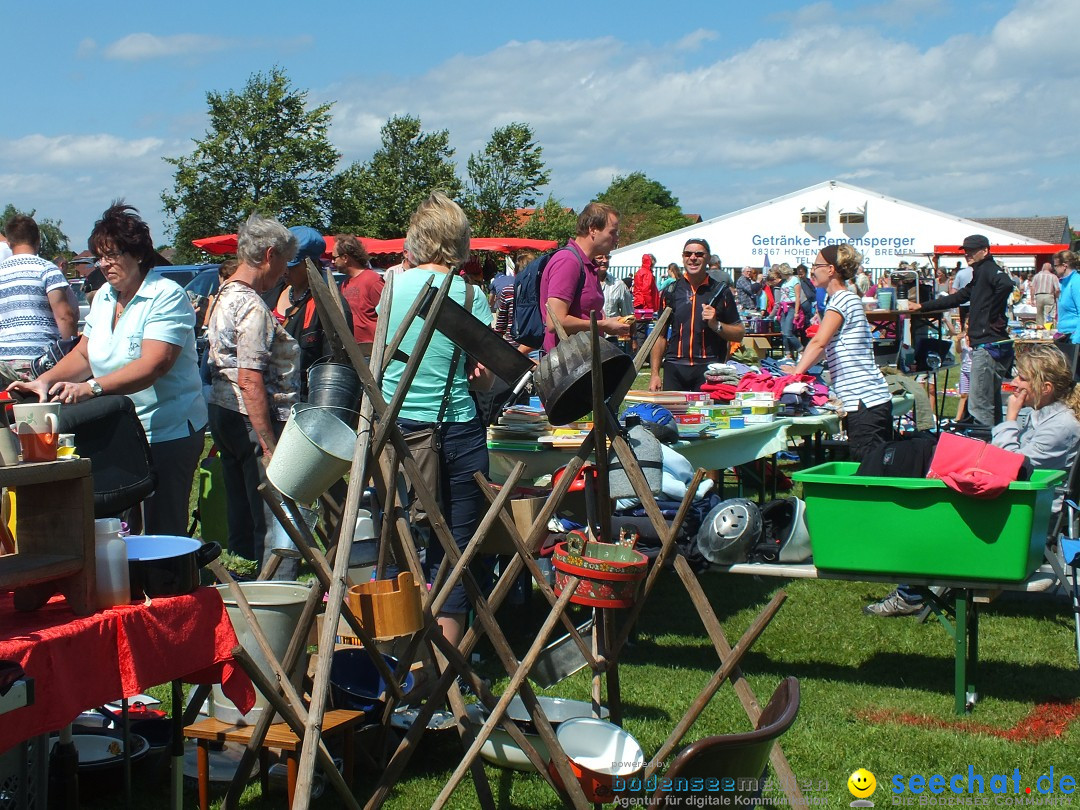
779, 303, 800, 356
398, 415, 492, 615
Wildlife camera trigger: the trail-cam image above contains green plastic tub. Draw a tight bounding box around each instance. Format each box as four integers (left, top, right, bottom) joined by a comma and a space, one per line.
791, 462, 1064, 581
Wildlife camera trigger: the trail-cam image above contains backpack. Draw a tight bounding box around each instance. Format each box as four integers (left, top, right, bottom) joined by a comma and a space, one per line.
511, 247, 585, 350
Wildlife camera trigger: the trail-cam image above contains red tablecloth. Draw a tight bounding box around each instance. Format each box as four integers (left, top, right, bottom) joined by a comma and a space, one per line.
0, 586, 255, 751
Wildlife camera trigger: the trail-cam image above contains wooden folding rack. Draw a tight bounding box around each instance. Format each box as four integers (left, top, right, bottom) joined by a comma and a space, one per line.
207, 261, 805, 809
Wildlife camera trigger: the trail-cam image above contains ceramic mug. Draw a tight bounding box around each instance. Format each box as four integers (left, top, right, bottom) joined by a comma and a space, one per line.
14, 402, 61, 462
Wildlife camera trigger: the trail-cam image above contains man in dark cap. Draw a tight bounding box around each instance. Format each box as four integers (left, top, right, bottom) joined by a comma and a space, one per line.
909, 235, 1014, 426
263, 226, 351, 399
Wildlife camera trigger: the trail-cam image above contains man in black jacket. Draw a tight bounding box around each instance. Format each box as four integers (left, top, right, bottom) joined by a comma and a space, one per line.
909, 234, 1014, 426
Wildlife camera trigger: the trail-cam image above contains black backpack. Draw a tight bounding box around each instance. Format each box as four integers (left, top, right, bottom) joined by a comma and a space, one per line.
511, 247, 584, 350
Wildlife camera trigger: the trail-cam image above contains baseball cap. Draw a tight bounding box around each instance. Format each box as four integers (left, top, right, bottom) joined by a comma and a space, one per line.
961, 234, 990, 254
287, 226, 326, 267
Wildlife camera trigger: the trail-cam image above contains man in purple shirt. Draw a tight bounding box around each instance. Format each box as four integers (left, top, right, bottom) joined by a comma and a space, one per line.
540, 202, 631, 352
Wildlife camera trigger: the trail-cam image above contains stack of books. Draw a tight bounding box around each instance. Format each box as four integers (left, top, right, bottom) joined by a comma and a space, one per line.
623, 390, 710, 415
488, 405, 551, 450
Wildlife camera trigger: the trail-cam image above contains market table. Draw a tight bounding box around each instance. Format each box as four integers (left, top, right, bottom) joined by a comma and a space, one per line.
0, 586, 254, 753
707, 561, 1056, 714
488, 394, 916, 484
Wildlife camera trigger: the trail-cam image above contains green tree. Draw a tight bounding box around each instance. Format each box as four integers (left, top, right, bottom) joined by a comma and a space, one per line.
595, 172, 688, 246
1, 203, 70, 261
161, 67, 339, 263
519, 196, 576, 244
328, 115, 461, 238
464, 123, 549, 237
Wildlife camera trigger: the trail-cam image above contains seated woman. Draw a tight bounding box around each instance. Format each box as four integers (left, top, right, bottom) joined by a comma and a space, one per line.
9, 203, 207, 536
992, 343, 1080, 505
866, 343, 1080, 617
380, 191, 494, 647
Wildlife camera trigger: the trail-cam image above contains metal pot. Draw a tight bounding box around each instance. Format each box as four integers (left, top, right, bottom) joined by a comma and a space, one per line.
532, 331, 634, 425
126, 535, 221, 599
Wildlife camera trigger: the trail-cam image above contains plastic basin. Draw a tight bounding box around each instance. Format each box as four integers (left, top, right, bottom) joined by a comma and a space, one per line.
791, 462, 1064, 581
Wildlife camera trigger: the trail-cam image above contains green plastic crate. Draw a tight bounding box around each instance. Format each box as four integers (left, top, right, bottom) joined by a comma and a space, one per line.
790, 462, 1065, 581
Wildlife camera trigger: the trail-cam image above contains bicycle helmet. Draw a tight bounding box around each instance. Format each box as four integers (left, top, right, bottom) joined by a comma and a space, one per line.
756, 497, 812, 563
696, 498, 762, 565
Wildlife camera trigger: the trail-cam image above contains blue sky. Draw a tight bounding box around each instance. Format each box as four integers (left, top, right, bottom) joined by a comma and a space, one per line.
2, 0, 1075, 252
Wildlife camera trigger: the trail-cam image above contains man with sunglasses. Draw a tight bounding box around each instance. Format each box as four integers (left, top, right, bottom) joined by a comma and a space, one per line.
649, 237, 743, 392
909, 234, 1014, 427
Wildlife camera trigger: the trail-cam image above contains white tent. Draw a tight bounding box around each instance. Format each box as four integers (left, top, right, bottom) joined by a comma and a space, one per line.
610, 179, 1052, 276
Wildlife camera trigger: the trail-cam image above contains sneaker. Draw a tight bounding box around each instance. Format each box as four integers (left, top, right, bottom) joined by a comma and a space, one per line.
863, 590, 923, 617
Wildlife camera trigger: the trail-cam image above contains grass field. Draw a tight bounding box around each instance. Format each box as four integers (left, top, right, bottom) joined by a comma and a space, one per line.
89, 373, 1080, 809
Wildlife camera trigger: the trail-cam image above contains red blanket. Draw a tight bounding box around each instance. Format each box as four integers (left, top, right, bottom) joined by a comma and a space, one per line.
0, 586, 254, 751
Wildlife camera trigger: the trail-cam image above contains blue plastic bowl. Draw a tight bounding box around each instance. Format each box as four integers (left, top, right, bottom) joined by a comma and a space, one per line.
329, 649, 414, 714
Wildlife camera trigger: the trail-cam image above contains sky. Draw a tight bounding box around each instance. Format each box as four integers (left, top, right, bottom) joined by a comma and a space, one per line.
2, 0, 1077, 254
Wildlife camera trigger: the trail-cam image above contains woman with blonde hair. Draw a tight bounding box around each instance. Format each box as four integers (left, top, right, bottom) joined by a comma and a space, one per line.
993, 343, 1080, 477
380, 191, 494, 646
788, 244, 891, 461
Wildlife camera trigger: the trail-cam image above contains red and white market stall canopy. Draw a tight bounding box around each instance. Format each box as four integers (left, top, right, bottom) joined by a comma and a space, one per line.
192, 234, 556, 257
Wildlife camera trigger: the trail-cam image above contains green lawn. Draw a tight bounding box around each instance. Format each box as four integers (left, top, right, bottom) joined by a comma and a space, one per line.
110, 571, 1079, 809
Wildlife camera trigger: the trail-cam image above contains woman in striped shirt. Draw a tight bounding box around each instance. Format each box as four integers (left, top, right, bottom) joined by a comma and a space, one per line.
787, 244, 892, 461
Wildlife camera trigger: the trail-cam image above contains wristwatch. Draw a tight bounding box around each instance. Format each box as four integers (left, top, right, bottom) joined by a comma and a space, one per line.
87, 378, 104, 397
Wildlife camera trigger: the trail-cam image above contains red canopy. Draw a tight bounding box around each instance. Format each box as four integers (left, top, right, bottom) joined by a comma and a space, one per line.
192, 234, 556, 257
934, 243, 1067, 258
469, 237, 557, 253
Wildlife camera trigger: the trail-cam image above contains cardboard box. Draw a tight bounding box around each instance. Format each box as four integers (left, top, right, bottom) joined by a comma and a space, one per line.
482, 493, 551, 554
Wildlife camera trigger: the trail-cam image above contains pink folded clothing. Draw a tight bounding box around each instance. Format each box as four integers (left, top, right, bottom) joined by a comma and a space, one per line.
927, 432, 1025, 498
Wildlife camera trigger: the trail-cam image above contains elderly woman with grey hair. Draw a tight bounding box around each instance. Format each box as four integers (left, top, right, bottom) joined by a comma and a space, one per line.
379, 191, 494, 647
206, 213, 300, 571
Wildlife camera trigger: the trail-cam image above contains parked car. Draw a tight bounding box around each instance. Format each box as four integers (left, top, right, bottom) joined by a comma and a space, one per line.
155, 264, 217, 290
69, 279, 91, 331
183, 267, 221, 302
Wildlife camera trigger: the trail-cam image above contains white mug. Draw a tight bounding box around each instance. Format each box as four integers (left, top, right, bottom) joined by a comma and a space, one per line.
12, 402, 61, 430
13, 403, 60, 462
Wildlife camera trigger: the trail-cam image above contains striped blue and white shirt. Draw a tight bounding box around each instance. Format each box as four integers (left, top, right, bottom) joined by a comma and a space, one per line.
824, 289, 890, 412
0, 254, 69, 363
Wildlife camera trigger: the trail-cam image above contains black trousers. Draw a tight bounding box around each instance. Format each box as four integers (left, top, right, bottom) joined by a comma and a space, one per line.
843, 399, 894, 463
662, 362, 709, 392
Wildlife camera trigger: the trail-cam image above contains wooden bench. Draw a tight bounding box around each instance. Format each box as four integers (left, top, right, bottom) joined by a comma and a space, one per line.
184, 709, 364, 809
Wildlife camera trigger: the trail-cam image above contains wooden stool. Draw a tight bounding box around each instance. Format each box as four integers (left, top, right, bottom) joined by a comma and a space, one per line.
184, 709, 364, 810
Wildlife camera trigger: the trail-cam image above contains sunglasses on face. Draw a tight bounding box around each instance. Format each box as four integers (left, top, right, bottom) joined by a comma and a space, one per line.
683, 251, 706, 258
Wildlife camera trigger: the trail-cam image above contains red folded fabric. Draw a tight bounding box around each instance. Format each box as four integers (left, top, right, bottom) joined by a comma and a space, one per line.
0, 587, 254, 750
700, 382, 737, 401
927, 432, 1025, 499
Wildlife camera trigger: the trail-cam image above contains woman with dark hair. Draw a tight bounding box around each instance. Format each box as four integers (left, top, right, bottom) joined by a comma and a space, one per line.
9, 202, 207, 535
787, 243, 891, 461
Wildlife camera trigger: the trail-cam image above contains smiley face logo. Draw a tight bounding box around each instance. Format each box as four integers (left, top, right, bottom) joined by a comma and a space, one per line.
848, 768, 877, 799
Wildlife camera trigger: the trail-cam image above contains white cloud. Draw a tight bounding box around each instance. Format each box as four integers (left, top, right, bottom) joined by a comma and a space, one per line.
104, 33, 232, 61
5, 134, 167, 167
76, 38, 96, 58
675, 29, 719, 51
326, 0, 1080, 221
12, 0, 1080, 246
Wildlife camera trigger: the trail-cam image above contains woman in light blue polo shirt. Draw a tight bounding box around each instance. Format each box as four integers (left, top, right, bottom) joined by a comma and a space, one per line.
11, 203, 206, 535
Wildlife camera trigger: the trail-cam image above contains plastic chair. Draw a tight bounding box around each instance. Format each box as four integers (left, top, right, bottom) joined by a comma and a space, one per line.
649, 677, 800, 807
